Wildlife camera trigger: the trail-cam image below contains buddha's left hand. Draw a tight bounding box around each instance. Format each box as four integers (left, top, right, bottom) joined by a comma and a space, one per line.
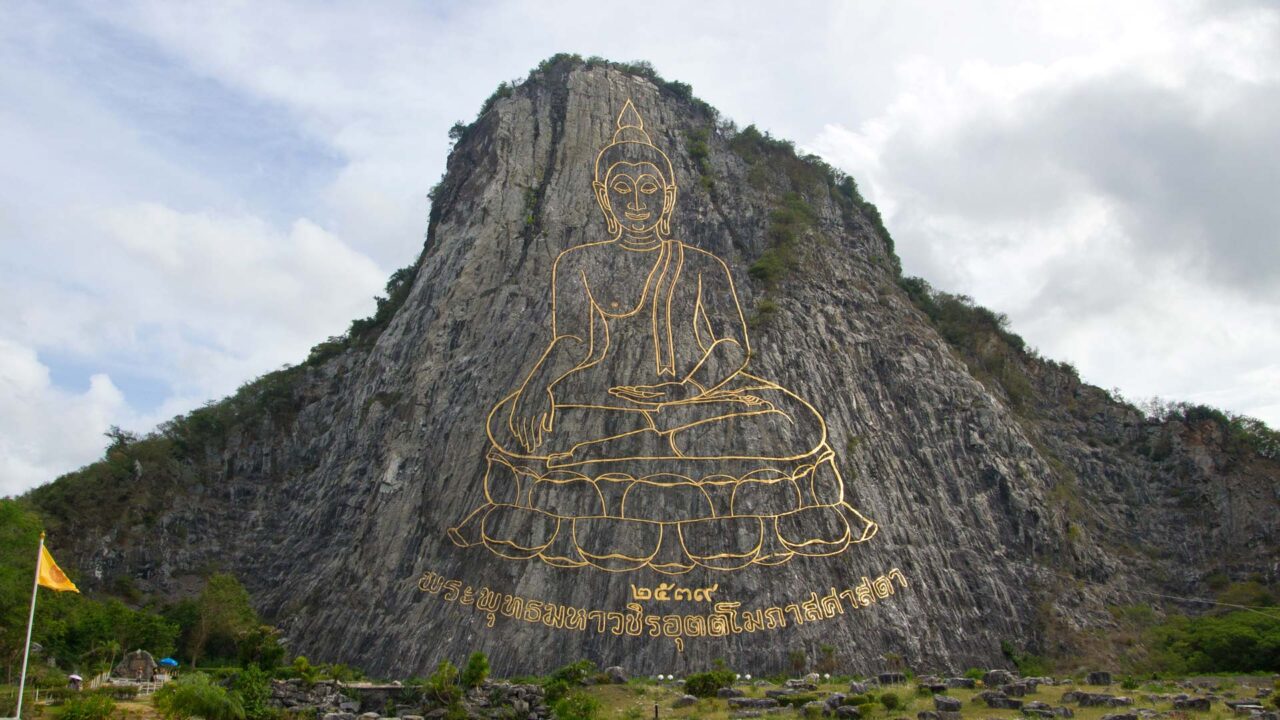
609, 381, 701, 406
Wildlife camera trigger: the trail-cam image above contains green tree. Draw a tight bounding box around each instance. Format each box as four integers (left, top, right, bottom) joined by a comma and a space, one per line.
188, 574, 258, 667
0, 501, 44, 680
460, 651, 489, 689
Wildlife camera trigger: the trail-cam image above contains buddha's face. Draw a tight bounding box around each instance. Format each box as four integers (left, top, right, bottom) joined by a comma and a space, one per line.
597, 161, 675, 236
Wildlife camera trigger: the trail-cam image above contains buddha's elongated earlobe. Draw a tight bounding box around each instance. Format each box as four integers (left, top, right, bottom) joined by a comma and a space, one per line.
658, 185, 677, 237
594, 181, 620, 236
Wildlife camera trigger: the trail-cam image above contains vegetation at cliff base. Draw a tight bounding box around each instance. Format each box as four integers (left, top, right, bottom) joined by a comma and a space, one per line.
0, 499, 285, 684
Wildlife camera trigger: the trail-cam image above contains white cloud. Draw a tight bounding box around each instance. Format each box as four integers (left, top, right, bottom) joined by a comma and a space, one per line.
1, 202, 386, 490
1, 0, 1278, 494
0, 339, 126, 496
810, 1, 1280, 424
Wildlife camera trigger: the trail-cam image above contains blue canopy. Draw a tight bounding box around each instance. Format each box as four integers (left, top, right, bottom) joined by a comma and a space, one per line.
159, 658, 179, 667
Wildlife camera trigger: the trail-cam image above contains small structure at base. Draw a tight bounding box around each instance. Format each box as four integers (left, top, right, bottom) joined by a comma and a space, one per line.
113, 649, 158, 681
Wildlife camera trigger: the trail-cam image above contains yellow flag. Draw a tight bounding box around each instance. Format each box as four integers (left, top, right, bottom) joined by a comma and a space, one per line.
37, 545, 80, 593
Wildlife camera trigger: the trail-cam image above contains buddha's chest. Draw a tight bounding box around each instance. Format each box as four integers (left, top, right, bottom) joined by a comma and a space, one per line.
584, 253, 663, 317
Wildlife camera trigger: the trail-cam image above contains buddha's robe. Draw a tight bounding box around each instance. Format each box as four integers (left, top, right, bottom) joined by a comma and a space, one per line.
486, 238, 827, 464
451, 238, 877, 573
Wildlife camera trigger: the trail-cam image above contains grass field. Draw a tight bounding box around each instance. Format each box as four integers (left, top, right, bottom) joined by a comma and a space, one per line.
576, 677, 1277, 720
5, 674, 1275, 720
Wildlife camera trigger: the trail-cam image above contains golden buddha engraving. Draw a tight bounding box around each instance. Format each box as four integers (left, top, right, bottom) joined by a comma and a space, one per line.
448, 100, 878, 574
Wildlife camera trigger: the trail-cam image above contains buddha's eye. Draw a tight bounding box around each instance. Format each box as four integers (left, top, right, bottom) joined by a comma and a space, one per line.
612, 182, 631, 194
638, 182, 659, 194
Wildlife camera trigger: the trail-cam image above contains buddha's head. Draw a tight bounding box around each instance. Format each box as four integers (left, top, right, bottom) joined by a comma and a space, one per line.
594, 100, 677, 240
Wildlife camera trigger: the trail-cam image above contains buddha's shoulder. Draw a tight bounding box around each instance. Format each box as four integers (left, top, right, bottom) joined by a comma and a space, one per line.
678, 243, 733, 273
552, 241, 612, 268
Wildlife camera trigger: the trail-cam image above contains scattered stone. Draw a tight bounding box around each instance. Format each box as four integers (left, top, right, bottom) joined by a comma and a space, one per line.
322, 714, 355, 720
1174, 698, 1212, 712
879, 673, 908, 685
947, 679, 976, 690
674, 695, 698, 709
1107, 698, 1134, 708
787, 679, 819, 691
1087, 673, 1114, 686
731, 698, 781, 709
1003, 684, 1028, 697
1077, 693, 1117, 707
934, 696, 962, 712
825, 694, 846, 710
988, 698, 1024, 710
605, 666, 627, 684
1024, 702, 1051, 712
985, 671, 1016, 687
719, 688, 746, 698
1023, 711, 1055, 719
835, 706, 861, 719
805, 673, 822, 685
1233, 705, 1265, 716
802, 701, 828, 716
1100, 714, 1135, 720
849, 682, 872, 695
1053, 708, 1073, 718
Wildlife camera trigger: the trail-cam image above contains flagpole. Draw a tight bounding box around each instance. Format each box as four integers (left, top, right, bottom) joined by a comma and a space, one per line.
14, 532, 44, 720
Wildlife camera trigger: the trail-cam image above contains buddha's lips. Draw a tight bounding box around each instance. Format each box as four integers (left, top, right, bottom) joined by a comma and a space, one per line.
624, 211, 651, 221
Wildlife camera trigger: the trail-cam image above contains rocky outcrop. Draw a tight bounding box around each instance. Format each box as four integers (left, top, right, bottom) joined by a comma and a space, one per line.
30, 55, 1279, 677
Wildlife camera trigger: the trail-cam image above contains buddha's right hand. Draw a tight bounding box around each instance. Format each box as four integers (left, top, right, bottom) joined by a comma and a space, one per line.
509, 386, 556, 452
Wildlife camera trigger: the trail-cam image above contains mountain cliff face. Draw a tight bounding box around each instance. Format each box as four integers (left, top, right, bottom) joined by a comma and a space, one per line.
28, 56, 1278, 676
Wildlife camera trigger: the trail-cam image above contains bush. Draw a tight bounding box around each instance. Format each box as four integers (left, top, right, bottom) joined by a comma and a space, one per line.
424, 660, 462, 706
233, 665, 275, 720
1151, 610, 1280, 673
547, 660, 596, 685
775, 694, 819, 708
683, 669, 736, 698
880, 692, 902, 711
963, 668, 985, 680
543, 659, 597, 702
57, 693, 115, 720
460, 652, 490, 689
551, 691, 600, 720
107, 686, 139, 700
154, 673, 246, 720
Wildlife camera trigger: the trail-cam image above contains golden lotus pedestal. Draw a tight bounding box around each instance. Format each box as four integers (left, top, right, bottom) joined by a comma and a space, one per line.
448, 444, 877, 575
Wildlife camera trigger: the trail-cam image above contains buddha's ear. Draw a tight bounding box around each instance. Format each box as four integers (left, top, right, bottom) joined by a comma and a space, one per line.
594, 181, 620, 236
659, 184, 677, 237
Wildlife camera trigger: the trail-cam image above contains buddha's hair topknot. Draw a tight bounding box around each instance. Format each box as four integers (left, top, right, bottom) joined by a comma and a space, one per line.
594, 100, 676, 186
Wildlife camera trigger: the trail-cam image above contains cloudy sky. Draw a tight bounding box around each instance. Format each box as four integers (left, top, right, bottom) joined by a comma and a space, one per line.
2, 0, 1277, 495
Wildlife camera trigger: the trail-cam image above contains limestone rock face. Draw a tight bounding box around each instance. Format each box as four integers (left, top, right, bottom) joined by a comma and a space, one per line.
43, 58, 1278, 677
